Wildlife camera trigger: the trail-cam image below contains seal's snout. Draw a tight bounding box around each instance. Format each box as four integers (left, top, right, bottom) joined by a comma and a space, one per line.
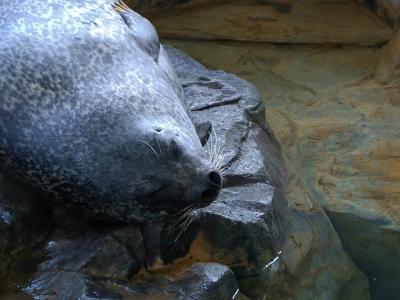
150, 126, 222, 209
199, 170, 222, 207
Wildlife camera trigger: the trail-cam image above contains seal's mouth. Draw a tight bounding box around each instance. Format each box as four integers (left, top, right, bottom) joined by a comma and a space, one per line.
139, 185, 188, 214
136, 168, 222, 215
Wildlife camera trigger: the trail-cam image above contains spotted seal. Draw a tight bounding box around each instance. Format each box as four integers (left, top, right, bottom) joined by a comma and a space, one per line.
0, 0, 222, 222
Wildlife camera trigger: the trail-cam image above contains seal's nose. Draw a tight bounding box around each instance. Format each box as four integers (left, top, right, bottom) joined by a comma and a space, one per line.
199, 170, 222, 206
208, 171, 222, 188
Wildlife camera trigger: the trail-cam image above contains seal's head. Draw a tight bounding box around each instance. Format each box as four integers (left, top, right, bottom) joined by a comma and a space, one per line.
82, 114, 223, 222
132, 124, 222, 216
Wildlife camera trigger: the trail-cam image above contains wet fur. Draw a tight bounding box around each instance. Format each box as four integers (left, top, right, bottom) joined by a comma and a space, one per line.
0, 0, 219, 222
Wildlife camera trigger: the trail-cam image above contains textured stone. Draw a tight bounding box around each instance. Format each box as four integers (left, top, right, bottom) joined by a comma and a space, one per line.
375, 33, 400, 84
166, 38, 399, 299
25, 261, 238, 299
0, 173, 51, 282
360, 0, 400, 28
22, 223, 144, 296
162, 45, 369, 300
130, 0, 394, 46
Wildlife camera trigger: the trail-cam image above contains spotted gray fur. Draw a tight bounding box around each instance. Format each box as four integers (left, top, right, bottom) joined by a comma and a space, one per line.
0, 0, 222, 222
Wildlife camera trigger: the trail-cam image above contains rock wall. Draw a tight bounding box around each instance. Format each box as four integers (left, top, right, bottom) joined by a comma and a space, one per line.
123, 1, 400, 298
129, 0, 394, 46
164, 38, 400, 299
359, 0, 400, 28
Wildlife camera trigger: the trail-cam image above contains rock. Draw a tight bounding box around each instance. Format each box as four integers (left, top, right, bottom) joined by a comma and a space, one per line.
128, 0, 215, 15
0, 174, 50, 252
162, 45, 370, 299
165, 38, 399, 299
327, 210, 400, 300
171, 263, 239, 300
62, 228, 143, 279
130, 0, 394, 46
26, 262, 238, 299
0, 173, 51, 282
121, 263, 239, 300
375, 33, 400, 84
359, 0, 400, 28
23, 223, 145, 296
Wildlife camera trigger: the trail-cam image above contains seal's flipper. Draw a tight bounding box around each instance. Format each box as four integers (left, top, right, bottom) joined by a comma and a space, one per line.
113, 0, 160, 62
195, 121, 212, 146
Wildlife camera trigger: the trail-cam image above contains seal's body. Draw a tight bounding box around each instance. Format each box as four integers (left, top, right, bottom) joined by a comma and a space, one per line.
0, 0, 221, 222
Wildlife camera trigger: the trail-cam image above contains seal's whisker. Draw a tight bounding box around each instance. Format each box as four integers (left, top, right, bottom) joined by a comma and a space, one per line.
205, 128, 216, 161
204, 127, 226, 180
174, 208, 195, 241
175, 214, 190, 231
167, 204, 196, 236
175, 207, 194, 226
133, 180, 149, 186
165, 205, 194, 231
211, 129, 221, 162
170, 205, 192, 217
127, 180, 150, 194
140, 140, 160, 159
181, 210, 197, 234
156, 139, 162, 156
171, 207, 192, 225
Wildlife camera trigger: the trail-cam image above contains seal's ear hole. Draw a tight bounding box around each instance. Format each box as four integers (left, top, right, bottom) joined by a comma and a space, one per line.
154, 127, 162, 133
195, 121, 212, 146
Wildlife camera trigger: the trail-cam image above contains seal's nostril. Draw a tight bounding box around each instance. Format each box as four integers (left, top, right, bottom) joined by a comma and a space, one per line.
208, 171, 222, 188
201, 189, 218, 206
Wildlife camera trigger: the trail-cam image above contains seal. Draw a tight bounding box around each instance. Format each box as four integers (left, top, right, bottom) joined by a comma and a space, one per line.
0, 0, 222, 222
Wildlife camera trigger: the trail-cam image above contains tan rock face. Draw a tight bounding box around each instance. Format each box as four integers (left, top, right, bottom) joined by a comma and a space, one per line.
359, 0, 400, 28
128, 1, 400, 297
134, 0, 394, 46
164, 39, 399, 223
164, 39, 400, 297
375, 33, 400, 83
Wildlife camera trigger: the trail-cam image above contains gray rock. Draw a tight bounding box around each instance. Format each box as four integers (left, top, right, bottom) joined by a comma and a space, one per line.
0, 173, 51, 280
173, 263, 239, 300
23, 223, 145, 297
328, 210, 400, 300
164, 35, 400, 300
163, 45, 370, 299
26, 262, 238, 300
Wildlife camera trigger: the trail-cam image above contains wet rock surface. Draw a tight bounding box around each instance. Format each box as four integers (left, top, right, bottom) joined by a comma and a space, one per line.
165, 37, 400, 299
165, 46, 369, 299
0, 174, 51, 282
0, 47, 369, 299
